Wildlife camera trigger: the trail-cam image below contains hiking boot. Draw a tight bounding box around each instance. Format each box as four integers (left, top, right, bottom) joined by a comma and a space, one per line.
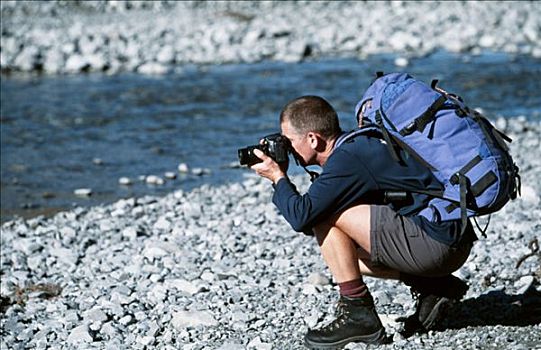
400, 274, 469, 335
304, 295, 388, 349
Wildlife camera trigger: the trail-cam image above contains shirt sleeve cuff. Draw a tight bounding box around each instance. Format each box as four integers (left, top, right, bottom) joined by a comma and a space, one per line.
272, 176, 288, 189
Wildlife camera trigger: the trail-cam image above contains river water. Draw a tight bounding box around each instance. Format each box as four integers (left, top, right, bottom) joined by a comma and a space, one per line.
1, 52, 540, 222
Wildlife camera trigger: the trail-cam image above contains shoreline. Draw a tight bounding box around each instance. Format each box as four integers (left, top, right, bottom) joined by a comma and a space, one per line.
2, 114, 539, 225
2, 1, 540, 75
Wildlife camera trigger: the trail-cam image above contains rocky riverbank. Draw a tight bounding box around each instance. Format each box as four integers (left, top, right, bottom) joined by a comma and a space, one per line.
1, 1, 540, 75
1, 117, 540, 349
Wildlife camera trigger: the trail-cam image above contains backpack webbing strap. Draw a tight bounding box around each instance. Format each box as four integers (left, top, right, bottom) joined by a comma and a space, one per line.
375, 110, 401, 163
471, 171, 497, 197
445, 170, 497, 213
474, 215, 491, 238
457, 174, 469, 247
399, 95, 447, 136
450, 156, 482, 185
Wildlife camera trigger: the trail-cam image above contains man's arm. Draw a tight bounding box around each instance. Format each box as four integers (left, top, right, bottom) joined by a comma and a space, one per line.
271, 149, 375, 233
251, 148, 287, 185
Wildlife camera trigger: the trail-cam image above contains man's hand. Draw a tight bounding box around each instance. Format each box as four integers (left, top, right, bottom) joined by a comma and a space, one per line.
250, 149, 287, 184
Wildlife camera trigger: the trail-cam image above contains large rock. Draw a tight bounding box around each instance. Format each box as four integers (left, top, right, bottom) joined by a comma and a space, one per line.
171, 310, 218, 329
67, 325, 94, 344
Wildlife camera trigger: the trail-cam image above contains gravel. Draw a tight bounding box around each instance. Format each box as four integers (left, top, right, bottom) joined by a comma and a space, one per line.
1, 117, 540, 349
1, 1, 540, 74
2, 1, 540, 348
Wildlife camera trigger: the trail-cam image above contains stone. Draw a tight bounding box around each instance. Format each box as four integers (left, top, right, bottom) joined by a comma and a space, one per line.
171, 310, 218, 329
49, 247, 78, 265
156, 45, 175, 64
307, 272, 330, 286
119, 177, 133, 185
479, 35, 496, 48
515, 275, 535, 294
139, 335, 155, 346
394, 57, 409, 67
248, 336, 272, 350
178, 163, 189, 173
304, 311, 319, 328
74, 188, 92, 197
83, 307, 108, 323
379, 313, 401, 330
153, 217, 171, 231
164, 171, 177, 179
301, 284, 318, 295
200, 271, 215, 282
13, 238, 41, 255
146, 175, 165, 185
119, 315, 133, 326
217, 341, 244, 350
43, 48, 65, 74
101, 322, 118, 338
191, 168, 205, 176
122, 226, 138, 239
65, 54, 89, 73
143, 245, 169, 260
520, 185, 539, 205
147, 321, 160, 337
147, 284, 167, 304
67, 325, 93, 344
165, 279, 204, 295
137, 62, 168, 75
13, 46, 39, 71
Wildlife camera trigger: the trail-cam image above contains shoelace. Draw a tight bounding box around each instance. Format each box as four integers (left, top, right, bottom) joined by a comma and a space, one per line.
334, 298, 347, 317
409, 289, 423, 314
321, 310, 350, 333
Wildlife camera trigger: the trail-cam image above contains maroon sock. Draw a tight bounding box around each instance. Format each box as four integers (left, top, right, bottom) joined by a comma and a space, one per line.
338, 278, 369, 298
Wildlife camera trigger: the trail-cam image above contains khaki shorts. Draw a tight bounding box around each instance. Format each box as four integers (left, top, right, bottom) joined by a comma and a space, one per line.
369, 205, 473, 277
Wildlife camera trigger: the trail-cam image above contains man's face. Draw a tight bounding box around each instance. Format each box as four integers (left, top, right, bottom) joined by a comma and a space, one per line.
280, 119, 315, 167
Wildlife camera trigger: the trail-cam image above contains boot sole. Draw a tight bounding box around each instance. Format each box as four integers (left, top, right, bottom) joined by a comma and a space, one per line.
421, 297, 455, 330
304, 327, 389, 349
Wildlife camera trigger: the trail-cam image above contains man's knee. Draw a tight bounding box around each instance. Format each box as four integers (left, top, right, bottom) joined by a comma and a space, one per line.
312, 204, 372, 247
333, 205, 371, 234
313, 220, 333, 246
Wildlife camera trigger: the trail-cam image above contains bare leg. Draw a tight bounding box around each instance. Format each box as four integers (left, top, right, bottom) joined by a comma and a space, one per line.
315, 204, 401, 281
313, 221, 361, 283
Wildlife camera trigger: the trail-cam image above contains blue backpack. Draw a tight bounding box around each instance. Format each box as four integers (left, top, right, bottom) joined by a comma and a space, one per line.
345, 72, 520, 234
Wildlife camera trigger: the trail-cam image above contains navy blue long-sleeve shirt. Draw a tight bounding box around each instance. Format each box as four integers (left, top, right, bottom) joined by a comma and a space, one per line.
272, 132, 469, 245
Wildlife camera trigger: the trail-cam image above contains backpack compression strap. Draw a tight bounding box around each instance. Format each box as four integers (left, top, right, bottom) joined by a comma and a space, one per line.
375, 111, 401, 163
398, 95, 447, 137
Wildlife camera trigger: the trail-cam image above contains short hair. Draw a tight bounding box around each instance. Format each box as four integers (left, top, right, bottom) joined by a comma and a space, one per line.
279, 96, 341, 138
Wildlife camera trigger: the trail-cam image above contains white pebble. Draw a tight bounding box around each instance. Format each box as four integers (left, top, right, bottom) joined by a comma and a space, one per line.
394, 57, 409, 67
164, 172, 177, 179
74, 188, 92, 197
118, 177, 132, 185
146, 175, 164, 185
178, 163, 189, 173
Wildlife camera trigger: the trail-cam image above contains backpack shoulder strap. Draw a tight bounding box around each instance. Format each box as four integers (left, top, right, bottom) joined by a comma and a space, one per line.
334, 126, 382, 149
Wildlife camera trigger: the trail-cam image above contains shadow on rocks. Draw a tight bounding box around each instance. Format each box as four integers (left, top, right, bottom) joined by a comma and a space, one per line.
399, 285, 541, 339
440, 286, 541, 330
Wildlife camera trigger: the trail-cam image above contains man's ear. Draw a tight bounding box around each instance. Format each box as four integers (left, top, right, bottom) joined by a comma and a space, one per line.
307, 132, 325, 151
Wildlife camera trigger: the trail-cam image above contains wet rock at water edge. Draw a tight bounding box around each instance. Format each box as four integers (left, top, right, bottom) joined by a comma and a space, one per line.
118, 177, 133, 185
178, 163, 190, 173
74, 188, 92, 197
145, 175, 165, 185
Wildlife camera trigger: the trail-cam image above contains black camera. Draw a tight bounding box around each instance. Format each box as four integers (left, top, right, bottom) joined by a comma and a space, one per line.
238, 133, 290, 166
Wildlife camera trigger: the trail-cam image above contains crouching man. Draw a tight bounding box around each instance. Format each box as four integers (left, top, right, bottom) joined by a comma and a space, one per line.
250, 96, 475, 348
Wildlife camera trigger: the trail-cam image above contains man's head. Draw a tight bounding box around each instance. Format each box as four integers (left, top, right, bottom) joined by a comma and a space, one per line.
279, 96, 341, 166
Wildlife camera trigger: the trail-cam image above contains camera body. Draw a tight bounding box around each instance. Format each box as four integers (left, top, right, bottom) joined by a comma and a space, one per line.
238, 133, 289, 166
